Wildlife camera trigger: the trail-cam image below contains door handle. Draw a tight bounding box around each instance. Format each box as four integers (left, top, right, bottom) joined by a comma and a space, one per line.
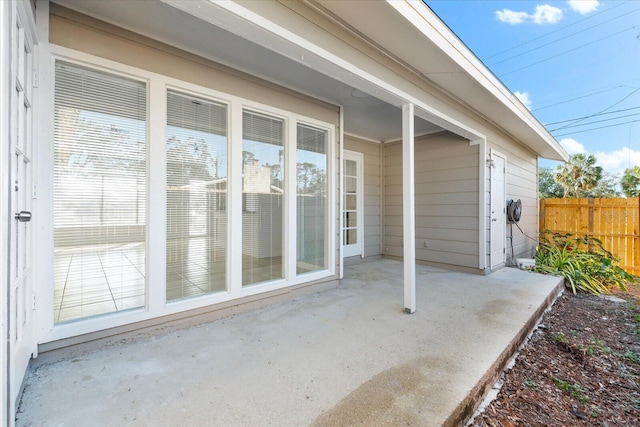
14, 211, 32, 222
492, 218, 497, 222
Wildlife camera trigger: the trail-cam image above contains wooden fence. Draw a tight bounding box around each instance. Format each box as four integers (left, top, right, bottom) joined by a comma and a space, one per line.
539, 198, 640, 275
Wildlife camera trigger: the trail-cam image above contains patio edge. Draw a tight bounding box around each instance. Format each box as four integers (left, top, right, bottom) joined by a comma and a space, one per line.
445, 276, 565, 427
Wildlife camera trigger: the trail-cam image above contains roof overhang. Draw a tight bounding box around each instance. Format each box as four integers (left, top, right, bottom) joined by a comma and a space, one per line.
50, 0, 568, 160
311, 0, 568, 161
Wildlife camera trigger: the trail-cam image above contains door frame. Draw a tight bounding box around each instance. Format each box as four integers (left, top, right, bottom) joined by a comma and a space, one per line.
342, 150, 363, 258
489, 149, 506, 269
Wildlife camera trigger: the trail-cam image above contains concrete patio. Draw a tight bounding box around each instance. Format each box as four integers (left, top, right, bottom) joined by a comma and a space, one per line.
17, 259, 563, 426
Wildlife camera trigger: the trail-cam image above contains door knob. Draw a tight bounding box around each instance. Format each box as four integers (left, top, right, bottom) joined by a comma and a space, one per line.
14, 211, 32, 222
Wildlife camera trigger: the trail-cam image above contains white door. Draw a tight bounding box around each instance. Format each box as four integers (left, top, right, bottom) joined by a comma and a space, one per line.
343, 151, 363, 258
490, 150, 506, 268
8, 5, 37, 416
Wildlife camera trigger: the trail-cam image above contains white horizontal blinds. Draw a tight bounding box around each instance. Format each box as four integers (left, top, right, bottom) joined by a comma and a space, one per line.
53, 61, 146, 323
296, 124, 328, 274
242, 110, 285, 286
166, 90, 228, 301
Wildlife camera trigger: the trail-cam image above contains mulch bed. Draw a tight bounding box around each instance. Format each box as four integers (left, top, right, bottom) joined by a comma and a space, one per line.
473, 283, 640, 426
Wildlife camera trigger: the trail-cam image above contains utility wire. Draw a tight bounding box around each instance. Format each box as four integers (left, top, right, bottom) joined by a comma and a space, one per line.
553, 118, 640, 137
550, 88, 640, 131
544, 106, 640, 126
532, 79, 640, 111
488, 8, 639, 67
483, 0, 631, 61
498, 26, 636, 78
549, 112, 640, 132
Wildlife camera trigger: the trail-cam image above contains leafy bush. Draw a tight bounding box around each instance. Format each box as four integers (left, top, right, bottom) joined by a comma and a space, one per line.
534, 231, 633, 294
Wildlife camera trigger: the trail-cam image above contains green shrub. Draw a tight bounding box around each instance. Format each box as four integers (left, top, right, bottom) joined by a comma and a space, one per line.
534, 231, 633, 294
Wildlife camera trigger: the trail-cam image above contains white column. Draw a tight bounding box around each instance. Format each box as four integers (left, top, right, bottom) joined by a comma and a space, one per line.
402, 103, 416, 314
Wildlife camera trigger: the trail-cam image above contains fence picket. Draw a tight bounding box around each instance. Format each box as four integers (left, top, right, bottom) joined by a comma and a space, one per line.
539, 198, 640, 275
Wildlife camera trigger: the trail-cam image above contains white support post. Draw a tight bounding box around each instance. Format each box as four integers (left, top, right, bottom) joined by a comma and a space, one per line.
402, 103, 416, 314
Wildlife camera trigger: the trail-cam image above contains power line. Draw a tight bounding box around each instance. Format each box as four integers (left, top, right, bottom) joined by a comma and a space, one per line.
483, 0, 631, 61
498, 26, 636, 78
488, 8, 639, 67
550, 88, 640, 131
532, 80, 640, 111
552, 119, 640, 137
549, 112, 640, 132
544, 106, 640, 126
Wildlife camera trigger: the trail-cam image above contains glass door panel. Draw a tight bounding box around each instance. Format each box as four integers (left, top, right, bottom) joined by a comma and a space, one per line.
342, 152, 362, 257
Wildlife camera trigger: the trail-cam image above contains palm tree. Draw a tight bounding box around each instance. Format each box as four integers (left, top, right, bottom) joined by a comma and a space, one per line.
555, 154, 603, 198
621, 166, 640, 198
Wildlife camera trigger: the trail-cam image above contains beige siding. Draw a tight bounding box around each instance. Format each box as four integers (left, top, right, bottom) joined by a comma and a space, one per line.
383, 132, 479, 269
344, 136, 382, 258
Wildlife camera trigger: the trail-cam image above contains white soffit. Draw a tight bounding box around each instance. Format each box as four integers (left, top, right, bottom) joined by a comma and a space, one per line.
159, 0, 485, 142
51, 0, 442, 141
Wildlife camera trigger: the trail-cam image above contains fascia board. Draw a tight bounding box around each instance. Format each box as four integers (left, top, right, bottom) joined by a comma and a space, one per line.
394, 1, 568, 161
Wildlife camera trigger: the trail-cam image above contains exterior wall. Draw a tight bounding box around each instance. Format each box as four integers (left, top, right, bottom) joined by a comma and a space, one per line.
39, 7, 341, 343
384, 132, 479, 269
485, 135, 539, 268
49, 6, 338, 125
344, 135, 382, 259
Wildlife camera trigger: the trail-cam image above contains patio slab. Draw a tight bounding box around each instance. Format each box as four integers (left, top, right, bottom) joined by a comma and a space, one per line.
17, 259, 563, 426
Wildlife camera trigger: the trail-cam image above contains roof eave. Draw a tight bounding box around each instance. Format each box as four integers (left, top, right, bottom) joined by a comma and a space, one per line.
386, 1, 569, 161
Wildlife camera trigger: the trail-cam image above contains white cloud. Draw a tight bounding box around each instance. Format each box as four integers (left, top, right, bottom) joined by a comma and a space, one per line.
568, 0, 600, 15
559, 138, 586, 155
514, 91, 532, 109
594, 147, 640, 177
495, 9, 529, 25
531, 4, 564, 24
495, 4, 563, 25
553, 140, 640, 178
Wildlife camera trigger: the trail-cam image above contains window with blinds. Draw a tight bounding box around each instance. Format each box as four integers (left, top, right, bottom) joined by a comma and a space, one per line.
166, 90, 228, 301
242, 110, 285, 286
53, 61, 147, 323
296, 124, 328, 274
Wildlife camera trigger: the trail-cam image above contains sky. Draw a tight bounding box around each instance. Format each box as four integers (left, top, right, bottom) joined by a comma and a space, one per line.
426, 0, 640, 179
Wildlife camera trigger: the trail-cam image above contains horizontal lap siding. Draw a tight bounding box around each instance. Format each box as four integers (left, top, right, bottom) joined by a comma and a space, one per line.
384, 132, 479, 268
344, 136, 382, 258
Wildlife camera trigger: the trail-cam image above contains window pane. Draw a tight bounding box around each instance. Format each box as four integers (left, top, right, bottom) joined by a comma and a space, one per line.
345, 176, 356, 193
344, 228, 357, 245
345, 194, 357, 210
53, 61, 146, 323
242, 111, 284, 286
297, 124, 328, 274
344, 212, 357, 227
166, 91, 227, 301
345, 159, 356, 176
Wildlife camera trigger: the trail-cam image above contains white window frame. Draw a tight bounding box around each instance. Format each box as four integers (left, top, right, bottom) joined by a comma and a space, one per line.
42, 46, 336, 343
